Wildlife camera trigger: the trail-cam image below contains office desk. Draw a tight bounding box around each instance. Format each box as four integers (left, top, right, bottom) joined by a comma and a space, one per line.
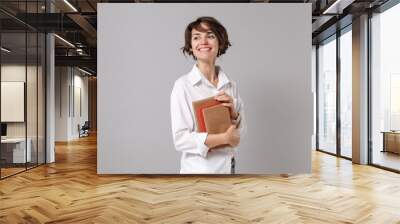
1, 138, 32, 164
382, 131, 400, 154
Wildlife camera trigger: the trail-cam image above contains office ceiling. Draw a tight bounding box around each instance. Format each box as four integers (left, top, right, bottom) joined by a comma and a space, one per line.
0, 0, 392, 75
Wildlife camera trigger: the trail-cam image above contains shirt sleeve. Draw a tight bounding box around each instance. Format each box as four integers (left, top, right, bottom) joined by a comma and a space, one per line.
170, 80, 209, 158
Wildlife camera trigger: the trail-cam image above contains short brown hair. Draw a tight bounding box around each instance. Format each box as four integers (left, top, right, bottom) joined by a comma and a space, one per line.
182, 16, 231, 59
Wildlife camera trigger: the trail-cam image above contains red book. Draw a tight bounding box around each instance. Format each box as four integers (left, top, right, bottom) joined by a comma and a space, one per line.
192, 97, 231, 133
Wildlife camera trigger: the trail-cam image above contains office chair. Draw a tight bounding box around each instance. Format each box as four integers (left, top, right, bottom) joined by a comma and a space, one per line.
79, 121, 90, 138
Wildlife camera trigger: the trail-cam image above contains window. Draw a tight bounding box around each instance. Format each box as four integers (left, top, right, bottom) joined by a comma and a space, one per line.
318, 36, 337, 154
371, 2, 400, 171
340, 28, 352, 158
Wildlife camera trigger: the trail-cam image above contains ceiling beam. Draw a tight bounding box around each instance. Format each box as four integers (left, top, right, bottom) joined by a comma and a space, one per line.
55, 55, 96, 70
67, 13, 97, 39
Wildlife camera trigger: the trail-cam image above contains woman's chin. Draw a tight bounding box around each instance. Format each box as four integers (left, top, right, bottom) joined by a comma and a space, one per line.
196, 56, 217, 63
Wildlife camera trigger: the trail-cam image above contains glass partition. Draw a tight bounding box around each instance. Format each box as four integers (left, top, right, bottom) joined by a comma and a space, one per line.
38, 32, 45, 165
27, 30, 38, 169
0, 31, 28, 177
0, 1, 46, 179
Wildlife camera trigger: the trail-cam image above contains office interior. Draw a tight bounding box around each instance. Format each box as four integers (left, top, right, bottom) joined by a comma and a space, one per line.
0, 0, 399, 222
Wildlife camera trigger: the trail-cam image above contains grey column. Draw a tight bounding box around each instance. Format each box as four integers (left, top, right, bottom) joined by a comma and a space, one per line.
46, 1, 55, 163
352, 14, 369, 164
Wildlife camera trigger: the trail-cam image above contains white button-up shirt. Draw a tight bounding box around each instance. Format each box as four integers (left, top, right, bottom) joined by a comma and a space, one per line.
170, 64, 246, 174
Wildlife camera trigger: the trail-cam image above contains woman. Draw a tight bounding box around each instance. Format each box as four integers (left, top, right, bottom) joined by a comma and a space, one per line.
170, 16, 245, 174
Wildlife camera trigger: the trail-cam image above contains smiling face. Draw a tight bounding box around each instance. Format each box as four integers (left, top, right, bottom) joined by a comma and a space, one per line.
190, 23, 219, 63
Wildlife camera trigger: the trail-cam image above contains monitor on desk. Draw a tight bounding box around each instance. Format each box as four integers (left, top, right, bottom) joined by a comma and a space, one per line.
1, 123, 7, 138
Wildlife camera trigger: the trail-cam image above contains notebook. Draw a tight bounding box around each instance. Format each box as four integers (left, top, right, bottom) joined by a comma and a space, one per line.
203, 105, 231, 134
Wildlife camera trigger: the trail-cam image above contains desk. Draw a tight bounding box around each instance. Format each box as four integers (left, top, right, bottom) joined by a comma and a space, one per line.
1, 138, 31, 163
382, 131, 400, 154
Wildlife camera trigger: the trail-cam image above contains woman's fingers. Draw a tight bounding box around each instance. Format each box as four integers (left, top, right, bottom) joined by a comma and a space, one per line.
215, 91, 229, 98
214, 94, 232, 102
215, 92, 236, 118
226, 124, 236, 132
221, 102, 233, 109
215, 91, 233, 102
232, 119, 239, 127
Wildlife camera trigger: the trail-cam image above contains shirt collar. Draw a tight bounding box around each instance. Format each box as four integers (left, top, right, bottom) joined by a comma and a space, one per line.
188, 64, 230, 89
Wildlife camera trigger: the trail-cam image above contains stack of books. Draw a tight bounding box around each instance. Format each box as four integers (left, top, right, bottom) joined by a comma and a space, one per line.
192, 96, 231, 134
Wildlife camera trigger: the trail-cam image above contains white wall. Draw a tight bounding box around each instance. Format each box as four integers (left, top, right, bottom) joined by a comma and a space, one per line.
55, 66, 70, 141
1, 66, 26, 129
98, 4, 312, 174
55, 67, 89, 141
1, 65, 39, 138
1, 82, 24, 122
72, 72, 89, 138
312, 45, 316, 150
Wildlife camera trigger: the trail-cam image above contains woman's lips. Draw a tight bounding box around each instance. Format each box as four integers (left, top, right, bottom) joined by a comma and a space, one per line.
198, 47, 212, 52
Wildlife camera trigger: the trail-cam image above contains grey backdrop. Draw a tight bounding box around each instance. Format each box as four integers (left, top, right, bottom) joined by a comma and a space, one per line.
98, 3, 312, 174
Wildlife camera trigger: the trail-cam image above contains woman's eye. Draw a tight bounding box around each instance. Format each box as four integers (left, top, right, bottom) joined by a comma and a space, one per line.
208, 35, 215, 39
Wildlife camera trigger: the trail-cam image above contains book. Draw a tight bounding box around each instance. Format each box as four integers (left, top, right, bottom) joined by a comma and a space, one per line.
203, 104, 231, 134
192, 96, 231, 133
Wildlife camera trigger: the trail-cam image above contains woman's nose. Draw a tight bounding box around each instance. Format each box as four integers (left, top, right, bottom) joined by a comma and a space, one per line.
200, 37, 208, 44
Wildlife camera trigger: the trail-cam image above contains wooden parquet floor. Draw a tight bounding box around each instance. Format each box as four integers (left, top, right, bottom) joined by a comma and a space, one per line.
1, 134, 400, 224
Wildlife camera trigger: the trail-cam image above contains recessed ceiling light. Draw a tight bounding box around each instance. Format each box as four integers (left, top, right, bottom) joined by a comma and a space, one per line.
1, 47, 11, 53
322, 0, 354, 15
54, 34, 75, 48
63, 0, 78, 12
78, 67, 93, 76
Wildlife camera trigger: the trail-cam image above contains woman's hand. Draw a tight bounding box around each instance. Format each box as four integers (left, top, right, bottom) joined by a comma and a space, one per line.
214, 91, 238, 120
224, 125, 240, 147
207, 125, 240, 152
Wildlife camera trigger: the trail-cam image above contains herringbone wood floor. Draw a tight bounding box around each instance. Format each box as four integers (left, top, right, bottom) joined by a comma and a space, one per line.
1, 134, 400, 224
